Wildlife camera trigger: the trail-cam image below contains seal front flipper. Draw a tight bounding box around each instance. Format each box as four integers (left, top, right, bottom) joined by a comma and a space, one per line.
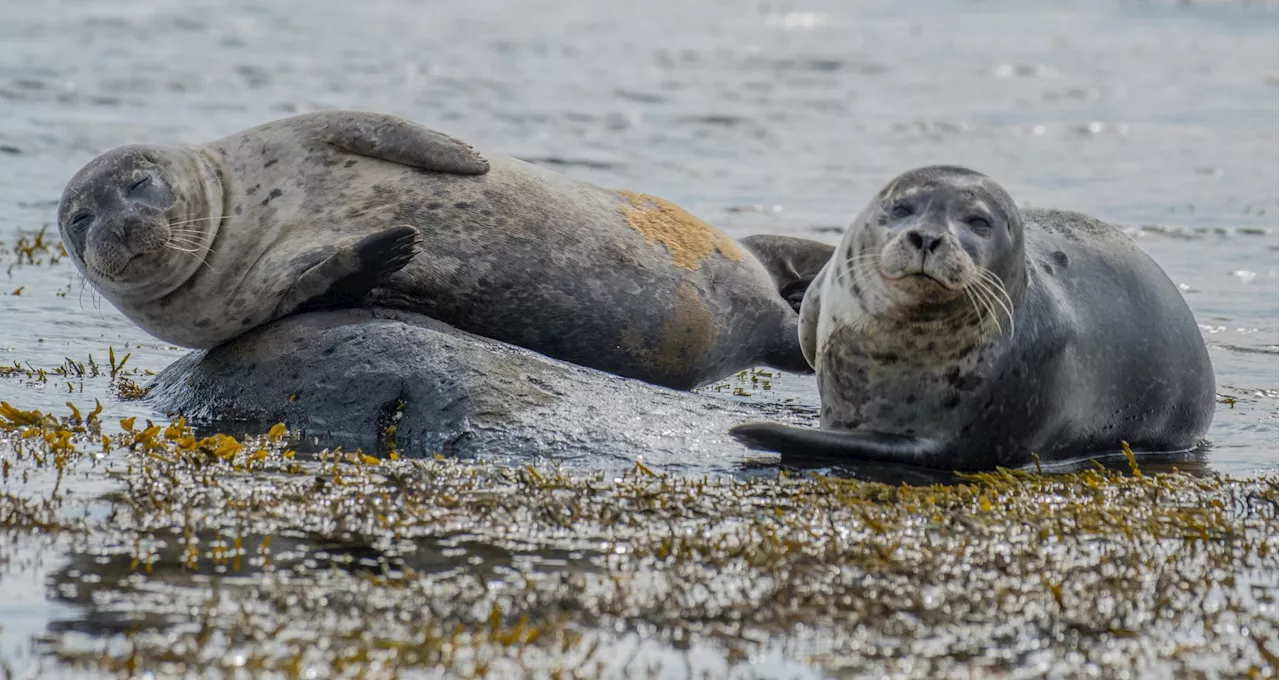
737, 234, 836, 311
730, 422, 948, 469
279, 225, 422, 317
299, 110, 490, 176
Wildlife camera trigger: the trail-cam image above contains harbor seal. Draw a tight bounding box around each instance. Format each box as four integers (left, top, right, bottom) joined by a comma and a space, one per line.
731, 165, 1215, 471
56, 110, 834, 390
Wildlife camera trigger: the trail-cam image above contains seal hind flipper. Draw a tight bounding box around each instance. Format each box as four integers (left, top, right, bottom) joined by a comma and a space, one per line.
305, 110, 490, 176
281, 225, 422, 316
737, 235, 836, 311
730, 422, 947, 469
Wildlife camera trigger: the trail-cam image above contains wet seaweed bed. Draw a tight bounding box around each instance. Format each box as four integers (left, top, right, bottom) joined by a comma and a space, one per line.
0, 404, 1275, 678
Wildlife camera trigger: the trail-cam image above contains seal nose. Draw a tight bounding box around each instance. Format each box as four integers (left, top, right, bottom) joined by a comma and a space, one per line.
904, 230, 944, 254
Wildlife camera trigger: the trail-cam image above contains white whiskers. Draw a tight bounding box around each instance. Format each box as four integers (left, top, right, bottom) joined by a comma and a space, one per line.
834, 250, 880, 289
164, 234, 215, 272
965, 267, 1015, 336
167, 215, 229, 229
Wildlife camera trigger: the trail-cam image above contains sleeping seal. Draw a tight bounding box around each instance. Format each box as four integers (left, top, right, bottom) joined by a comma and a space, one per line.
55, 110, 833, 389
731, 165, 1215, 471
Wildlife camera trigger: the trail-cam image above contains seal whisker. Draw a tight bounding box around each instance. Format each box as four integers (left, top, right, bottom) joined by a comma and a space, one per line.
166, 229, 210, 239
77, 274, 92, 312
975, 278, 1012, 336
844, 253, 882, 265
166, 242, 211, 257
165, 235, 206, 249
836, 252, 881, 288
164, 240, 215, 272
167, 215, 230, 228
966, 279, 1002, 335
961, 286, 987, 329
976, 268, 1016, 335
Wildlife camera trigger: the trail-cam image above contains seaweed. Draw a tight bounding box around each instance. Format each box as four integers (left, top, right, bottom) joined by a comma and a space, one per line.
0, 403, 1275, 677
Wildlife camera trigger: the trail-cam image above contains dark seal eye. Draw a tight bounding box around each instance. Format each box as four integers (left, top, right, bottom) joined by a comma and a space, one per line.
70, 212, 93, 230
128, 175, 151, 192
890, 203, 913, 219
967, 216, 992, 233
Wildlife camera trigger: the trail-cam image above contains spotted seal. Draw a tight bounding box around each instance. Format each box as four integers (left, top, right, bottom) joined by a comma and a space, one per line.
56, 110, 834, 390
731, 165, 1215, 470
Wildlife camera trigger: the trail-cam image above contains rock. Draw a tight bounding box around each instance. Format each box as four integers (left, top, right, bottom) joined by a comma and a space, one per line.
146, 308, 815, 472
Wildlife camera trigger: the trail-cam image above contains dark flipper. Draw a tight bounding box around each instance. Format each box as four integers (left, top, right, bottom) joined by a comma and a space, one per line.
737, 234, 836, 311
278, 226, 422, 317
730, 421, 948, 469
301, 110, 490, 175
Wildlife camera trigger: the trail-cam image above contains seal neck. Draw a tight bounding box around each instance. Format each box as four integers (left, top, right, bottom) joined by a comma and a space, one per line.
850, 267, 1029, 354
189, 147, 227, 237
124, 148, 227, 305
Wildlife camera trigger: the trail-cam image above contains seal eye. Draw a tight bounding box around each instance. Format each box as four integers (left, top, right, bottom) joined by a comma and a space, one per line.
70, 212, 92, 230
128, 175, 151, 192
967, 216, 992, 233
890, 204, 914, 219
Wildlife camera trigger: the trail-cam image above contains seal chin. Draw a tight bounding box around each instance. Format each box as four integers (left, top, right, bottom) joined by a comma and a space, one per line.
86, 252, 141, 282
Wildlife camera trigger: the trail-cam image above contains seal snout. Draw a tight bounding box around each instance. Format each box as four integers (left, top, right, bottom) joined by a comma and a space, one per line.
83, 211, 171, 281
878, 228, 971, 293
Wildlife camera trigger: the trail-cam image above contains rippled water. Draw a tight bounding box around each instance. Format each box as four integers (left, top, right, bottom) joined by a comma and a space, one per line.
0, 0, 1276, 675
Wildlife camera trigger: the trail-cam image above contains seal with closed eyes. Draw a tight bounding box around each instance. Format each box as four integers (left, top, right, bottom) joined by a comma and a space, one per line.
56, 110, 834, 390
731, 165, 1215, 471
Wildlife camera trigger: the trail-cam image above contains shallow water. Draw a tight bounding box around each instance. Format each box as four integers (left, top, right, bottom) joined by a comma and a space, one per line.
0, 0, 1276, 676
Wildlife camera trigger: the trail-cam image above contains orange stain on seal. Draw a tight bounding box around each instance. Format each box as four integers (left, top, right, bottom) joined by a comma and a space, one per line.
620, 283, 719, 376
617, 190, 742, 270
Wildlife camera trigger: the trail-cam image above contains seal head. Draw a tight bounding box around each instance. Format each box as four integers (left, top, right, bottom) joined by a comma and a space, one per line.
57, 144, 222, 305
876, 166, 1020, 295
822, 165, 1023, 345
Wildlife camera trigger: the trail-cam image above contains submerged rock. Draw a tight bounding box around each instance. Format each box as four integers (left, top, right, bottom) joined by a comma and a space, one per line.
146, 308, 815, 470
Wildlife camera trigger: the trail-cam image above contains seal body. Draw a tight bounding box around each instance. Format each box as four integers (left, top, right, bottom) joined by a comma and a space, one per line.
732, 166, 1215, 471
145, 307, 819, 472
57, 111, 833, 389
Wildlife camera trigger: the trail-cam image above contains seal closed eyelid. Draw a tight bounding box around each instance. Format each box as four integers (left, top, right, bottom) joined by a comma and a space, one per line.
128, 175, 151, 192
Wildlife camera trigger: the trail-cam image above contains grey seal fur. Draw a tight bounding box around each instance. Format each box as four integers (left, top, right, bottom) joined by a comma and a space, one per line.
57, 110, 834, 390
731, 165, 1215, 471
145, 307, 818, 474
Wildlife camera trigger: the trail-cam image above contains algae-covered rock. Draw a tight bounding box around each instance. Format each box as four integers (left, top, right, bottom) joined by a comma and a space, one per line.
146, 308, 813, 470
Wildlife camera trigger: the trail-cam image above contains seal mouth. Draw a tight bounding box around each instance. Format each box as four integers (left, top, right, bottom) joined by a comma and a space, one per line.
880, 268, 961, 292
87, 251, 145, 282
